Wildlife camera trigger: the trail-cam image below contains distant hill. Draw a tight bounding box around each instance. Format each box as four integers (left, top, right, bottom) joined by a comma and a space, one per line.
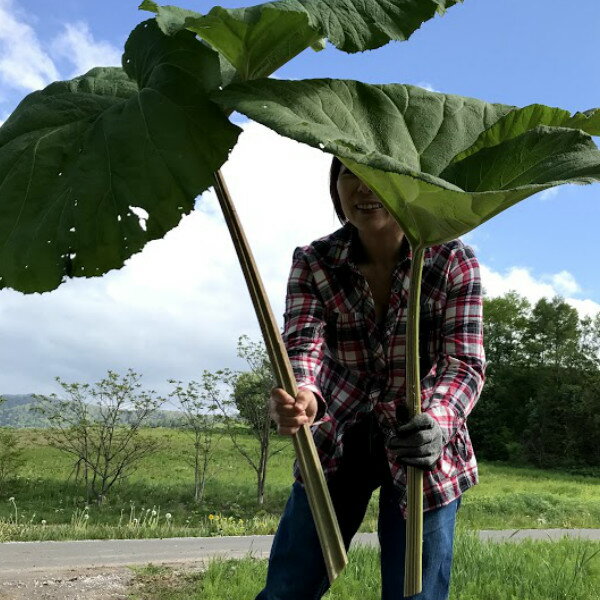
0, 394, 189, 428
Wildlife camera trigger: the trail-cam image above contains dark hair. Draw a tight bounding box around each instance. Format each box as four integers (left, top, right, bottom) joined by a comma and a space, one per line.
329, 156, 348, 225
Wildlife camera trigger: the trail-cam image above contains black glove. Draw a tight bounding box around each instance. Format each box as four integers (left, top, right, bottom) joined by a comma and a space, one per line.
387, 412, 444, 471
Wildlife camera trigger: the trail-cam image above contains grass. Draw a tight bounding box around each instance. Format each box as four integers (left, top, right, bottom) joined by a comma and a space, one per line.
126, 534, 600, 600
0, 427, 599, 541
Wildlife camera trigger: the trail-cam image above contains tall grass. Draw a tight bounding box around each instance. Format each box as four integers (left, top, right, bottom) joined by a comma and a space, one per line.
128, 535, 600, 600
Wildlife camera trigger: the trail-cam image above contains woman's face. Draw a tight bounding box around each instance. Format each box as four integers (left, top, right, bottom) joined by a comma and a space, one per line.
336, 164, 398, 234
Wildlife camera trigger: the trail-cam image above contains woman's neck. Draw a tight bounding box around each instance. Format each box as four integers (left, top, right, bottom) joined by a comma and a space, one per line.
354, 226, 405, 270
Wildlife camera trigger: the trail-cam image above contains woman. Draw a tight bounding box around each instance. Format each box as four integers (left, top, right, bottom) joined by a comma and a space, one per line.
256, 157, 485, 600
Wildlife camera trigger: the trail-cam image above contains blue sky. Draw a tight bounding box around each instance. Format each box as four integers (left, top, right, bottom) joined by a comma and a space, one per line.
0, 0, 599, 393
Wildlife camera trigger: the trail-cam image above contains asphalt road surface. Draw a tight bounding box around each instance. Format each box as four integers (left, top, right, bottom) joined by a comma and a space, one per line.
1, 529, 599, 575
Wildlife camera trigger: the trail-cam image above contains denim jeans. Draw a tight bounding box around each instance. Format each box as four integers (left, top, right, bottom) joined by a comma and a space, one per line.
255, 417, 461, 600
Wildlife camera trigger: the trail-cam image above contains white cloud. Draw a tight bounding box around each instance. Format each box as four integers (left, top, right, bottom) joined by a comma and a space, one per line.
481, 264, 600, 317
0, 0, 120, 102
416, 81, 439, 93
51, 22, 121, 76
537, 187, 560, 202
548, 270, 581, 296
0, 0, 59, 91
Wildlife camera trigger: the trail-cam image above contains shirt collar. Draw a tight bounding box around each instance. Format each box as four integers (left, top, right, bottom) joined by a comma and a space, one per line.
317, 222, 431, 269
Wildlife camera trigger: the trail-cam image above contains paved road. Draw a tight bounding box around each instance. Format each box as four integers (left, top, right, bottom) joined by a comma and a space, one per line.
1, 530, 599, 575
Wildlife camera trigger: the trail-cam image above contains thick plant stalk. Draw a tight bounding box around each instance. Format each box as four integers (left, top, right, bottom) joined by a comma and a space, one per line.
404, 245, 426, 597
212, 170, 348, 583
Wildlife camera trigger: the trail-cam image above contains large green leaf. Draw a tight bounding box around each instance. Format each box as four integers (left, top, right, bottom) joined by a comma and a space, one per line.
454, 104, 600, 162
214, 79, 600, 247
140, 0, 461, 81
0, 20, 240, 293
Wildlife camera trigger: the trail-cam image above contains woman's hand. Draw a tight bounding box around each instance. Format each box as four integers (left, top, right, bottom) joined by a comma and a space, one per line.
270, 387, 318, 435
387, 413, 444, 471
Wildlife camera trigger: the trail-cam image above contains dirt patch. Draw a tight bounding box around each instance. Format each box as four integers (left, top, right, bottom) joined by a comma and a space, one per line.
0, 566, 135, 600
0, 563, 206, 600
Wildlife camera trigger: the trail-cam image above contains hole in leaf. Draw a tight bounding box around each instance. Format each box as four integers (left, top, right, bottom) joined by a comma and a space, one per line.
318, 143, 325, 149
129, 206, 149, 232
117, 215, 122, 222
69, 227, 75, 233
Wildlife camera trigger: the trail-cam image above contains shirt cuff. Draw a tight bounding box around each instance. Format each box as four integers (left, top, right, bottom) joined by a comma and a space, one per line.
424, 404, 461, 446
297, 383, 327, 422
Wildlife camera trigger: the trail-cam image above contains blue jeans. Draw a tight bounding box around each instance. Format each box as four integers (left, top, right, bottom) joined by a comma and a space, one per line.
256, 418, 460, 599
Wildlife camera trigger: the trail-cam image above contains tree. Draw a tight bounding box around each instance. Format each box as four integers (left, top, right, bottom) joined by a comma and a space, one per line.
234, 335, 277, 435
168, 378, 221, 504
471, 292, 600, 467
33, 370, 164, 504
207, 336, 287, 506
525, 296, 581, 371
483, 292, 531, 368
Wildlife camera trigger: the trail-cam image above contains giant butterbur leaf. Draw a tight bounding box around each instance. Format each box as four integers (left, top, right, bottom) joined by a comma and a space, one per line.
140, 0, 461, 82
0, 20, 241, 293
214, 79, 600, 246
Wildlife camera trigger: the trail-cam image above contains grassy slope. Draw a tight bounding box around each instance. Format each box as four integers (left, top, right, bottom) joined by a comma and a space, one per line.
0, 427, 599, 541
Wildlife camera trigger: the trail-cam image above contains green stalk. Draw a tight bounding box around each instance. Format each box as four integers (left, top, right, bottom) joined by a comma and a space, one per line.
212, 170, 347, 583
404, 244, 425, 597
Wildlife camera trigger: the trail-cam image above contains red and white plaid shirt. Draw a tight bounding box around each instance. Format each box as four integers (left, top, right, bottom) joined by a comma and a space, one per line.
283, 222, 486, 516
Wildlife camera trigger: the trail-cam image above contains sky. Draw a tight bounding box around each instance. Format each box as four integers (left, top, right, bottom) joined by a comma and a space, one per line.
0, 0, 599, 396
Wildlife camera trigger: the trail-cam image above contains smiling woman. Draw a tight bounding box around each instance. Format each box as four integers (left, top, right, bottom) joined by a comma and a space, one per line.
262, 153, 485, 599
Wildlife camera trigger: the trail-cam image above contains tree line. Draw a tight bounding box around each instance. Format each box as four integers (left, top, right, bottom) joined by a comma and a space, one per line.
469, 292, 600, 470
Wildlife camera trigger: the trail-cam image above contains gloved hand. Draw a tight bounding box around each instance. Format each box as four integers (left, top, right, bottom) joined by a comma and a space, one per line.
387, 413, 444, 471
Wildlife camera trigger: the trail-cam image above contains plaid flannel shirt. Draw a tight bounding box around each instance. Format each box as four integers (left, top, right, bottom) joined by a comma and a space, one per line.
283, 222, 485, 516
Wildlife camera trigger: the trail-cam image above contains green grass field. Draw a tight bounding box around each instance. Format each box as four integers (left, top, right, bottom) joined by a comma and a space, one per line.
128, 535, 600, 600
0, 427, 599, 541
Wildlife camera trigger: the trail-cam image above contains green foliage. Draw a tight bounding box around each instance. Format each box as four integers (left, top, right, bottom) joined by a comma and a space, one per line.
470, 293, 600, 468
232, 335, 276, 436
215, 79, 600, 247
0, 21, 240, 292
141, 0, 461, 84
